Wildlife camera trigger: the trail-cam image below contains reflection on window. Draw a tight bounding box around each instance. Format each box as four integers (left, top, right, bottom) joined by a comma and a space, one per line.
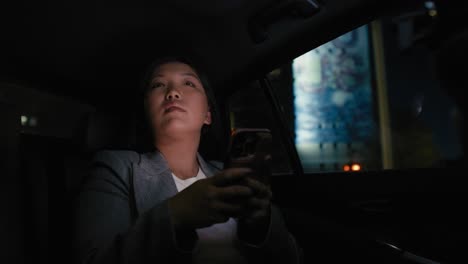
292, 25, 380, 172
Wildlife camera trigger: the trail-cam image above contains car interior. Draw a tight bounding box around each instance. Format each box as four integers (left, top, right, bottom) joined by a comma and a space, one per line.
2, 0, 467, 263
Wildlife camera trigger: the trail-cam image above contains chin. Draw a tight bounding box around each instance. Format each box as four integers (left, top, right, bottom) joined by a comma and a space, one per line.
160, 120, 200, 136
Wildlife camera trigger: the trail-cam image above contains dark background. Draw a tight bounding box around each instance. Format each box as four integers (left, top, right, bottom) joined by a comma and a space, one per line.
2, 1, 467, 263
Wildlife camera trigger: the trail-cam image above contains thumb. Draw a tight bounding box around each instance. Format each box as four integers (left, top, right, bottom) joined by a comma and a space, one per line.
210, 168, 252, 187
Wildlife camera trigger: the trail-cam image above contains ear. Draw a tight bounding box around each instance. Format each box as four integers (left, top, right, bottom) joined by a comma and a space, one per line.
204, 110, 212, 125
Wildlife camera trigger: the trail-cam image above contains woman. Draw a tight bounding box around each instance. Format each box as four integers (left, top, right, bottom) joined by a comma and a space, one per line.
74, 57, 301, 263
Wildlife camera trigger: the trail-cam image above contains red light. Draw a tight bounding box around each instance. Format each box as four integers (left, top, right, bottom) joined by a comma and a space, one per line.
343, 165, 350, 171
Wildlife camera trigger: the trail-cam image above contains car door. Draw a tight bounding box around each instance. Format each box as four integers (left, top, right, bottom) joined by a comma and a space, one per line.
226, 3, 467, 263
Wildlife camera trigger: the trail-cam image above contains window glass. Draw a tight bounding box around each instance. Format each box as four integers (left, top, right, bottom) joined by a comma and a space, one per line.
267, 3, 464, 172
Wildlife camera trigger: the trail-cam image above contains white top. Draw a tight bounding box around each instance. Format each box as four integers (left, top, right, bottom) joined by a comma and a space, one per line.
171, 168, 247, 264
171, 168, 206, 192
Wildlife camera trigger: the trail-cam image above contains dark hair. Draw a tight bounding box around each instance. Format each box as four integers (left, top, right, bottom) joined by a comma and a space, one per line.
140, 56, 219, 137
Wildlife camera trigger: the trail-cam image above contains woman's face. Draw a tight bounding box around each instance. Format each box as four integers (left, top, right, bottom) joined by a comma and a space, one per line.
146, 62, 212, 137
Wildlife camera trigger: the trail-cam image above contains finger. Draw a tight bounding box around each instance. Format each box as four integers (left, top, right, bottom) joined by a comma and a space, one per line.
211, 200, 246, 217
209, 213, 230, 224
216, 185, 253, 200
210, 168, 252, 187
246, 197, 270, 210
244, 177, 270, 198
244, 209, 270, 223
227, 156, 255, 168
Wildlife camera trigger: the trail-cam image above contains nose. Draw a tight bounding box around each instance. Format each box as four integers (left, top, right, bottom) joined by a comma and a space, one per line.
165, 86, 181, 101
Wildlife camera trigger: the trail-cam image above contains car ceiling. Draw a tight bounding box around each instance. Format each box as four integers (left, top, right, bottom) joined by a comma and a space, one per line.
3, 0, 413, 109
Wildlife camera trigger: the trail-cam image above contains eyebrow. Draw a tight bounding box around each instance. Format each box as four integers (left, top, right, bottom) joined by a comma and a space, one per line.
153, 72, 201, 81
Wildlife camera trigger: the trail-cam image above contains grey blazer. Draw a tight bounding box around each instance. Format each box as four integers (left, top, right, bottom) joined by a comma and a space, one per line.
74, 150, 301, 264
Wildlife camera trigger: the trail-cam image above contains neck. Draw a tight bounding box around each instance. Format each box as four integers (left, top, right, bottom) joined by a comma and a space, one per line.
155, 132, 200, 180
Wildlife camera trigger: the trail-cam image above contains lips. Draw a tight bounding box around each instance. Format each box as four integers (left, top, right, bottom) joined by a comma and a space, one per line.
163, 103, 186, 113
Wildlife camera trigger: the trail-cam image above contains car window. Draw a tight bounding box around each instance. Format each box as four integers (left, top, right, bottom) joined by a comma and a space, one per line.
267, 9, 463, 173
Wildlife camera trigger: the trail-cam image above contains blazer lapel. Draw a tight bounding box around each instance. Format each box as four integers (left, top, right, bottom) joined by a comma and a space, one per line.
132, 151, 222, 215
132, 151, 178, 215
197, 153, 220, 177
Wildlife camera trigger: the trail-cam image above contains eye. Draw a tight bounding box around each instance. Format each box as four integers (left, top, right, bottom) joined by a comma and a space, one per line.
150, 82, 165, 89
185, 81, 196, 87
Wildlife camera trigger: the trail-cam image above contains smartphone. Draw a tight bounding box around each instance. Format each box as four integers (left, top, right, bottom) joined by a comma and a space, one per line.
224, 128, 272, 185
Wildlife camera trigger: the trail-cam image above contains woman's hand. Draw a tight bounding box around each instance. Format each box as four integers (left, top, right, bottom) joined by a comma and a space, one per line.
229, 154, 273, 228
237, 176, 273, 245
168, 167, 254, 230
239, 176, 272, 225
